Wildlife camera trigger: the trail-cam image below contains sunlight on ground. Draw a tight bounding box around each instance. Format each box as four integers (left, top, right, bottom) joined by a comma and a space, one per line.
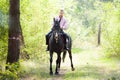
20, 46, 120, 80
63, 47, 120, 80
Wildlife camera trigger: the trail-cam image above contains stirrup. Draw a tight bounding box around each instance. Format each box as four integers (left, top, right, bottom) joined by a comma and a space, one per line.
46, 46, 49, 51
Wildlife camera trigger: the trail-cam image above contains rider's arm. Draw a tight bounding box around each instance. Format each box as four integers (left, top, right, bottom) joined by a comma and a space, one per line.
60, 18, 68, 30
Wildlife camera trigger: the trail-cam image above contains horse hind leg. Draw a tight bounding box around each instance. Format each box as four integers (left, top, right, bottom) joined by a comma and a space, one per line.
68, 50, 75, 71
62, 50, 67, 62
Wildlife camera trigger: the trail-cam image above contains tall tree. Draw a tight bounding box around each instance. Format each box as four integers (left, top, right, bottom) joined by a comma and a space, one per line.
6, 0, 21, 64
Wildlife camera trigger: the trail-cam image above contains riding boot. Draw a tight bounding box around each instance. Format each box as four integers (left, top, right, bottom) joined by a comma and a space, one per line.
46, 45, 49, 51
63, 35, 66, 50
66, 39, 69, 50
46, 35, 48, 45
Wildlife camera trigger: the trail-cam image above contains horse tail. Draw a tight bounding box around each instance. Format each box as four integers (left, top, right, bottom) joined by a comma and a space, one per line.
62, 51, 67, 62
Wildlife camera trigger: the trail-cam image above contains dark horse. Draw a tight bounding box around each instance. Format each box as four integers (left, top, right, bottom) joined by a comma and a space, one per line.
48, 18, 75, 75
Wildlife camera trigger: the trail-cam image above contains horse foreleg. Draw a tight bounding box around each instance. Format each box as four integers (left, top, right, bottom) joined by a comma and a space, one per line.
55, 53, 61, 75
68, 50, 75, 71
50, 52, 53, 75
58, 53, 61, 71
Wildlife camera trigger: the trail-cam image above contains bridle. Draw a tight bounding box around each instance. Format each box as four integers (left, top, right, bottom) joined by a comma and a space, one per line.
55, 31, 58, 43
52, 18, 62, 43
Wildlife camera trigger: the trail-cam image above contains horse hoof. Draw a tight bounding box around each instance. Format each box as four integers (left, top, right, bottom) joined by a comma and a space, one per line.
63, 59, 65, 63
55, 72, 59, 75
72, 68, 75, 71
63, 60, 64, 63
50, 72, 53, 75
58, 68, 60, 72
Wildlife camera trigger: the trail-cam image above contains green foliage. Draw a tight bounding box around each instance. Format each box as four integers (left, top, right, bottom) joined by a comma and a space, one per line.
1, 0, 119, 60
103, 17, 120, 56
0, 0, 9, 14
0, 0, 120, 79
101, 1, 120, 57
20, 0, 55, 60
0, 70, 18, 80
0, 0, 8, 62
0, 62, 23, 80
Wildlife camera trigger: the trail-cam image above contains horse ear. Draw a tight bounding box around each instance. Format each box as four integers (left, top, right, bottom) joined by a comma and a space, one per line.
53, 18, 55, 22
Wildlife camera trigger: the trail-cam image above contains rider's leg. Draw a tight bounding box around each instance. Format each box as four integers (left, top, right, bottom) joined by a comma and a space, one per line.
46, 31, 52, 51
46, 35, 48, 45
64, 33, 69, 50
61, 30, 69, 50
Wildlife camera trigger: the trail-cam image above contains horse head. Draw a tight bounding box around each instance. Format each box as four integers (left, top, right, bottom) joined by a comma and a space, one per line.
53, 18, 61, 30
52, 18, 61, 43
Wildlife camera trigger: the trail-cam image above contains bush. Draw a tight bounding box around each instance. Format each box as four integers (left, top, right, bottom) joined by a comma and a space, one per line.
0, 62, 24, 80
102, 9, 120, 57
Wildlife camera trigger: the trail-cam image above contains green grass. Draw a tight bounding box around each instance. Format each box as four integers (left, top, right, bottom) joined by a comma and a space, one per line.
63, 47, 120, 80
19, 47, 120, 80
72, 48, 83, 54
64, 65, 120, 80
20, 60, 51, 80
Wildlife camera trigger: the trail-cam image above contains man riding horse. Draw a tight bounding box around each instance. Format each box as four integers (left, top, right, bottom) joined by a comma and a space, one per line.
46, 9, 75, 75
46, 9, 69, 51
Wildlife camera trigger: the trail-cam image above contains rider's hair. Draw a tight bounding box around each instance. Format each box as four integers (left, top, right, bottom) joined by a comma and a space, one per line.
60, 9, 64, 13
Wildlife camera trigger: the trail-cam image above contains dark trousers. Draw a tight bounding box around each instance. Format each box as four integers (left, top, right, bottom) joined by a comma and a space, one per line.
46, 30, 53, 45
61, 30, 69, 44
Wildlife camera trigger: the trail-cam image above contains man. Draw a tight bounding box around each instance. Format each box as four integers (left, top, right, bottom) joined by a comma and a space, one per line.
46, 9, 69, 51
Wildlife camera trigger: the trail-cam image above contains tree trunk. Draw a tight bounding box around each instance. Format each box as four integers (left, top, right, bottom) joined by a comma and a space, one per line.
98, 22, 102, 45
6, 0, 21, 64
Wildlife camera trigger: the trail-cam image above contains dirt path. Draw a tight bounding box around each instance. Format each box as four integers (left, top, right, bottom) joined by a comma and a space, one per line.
46, 47, 120, 80
45, 47, 102, 80
22, 47, 120, 80
47, 69, 67, 80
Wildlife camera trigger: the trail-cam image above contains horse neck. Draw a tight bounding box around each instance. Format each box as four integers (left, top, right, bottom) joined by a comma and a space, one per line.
50, 33, 56, 42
